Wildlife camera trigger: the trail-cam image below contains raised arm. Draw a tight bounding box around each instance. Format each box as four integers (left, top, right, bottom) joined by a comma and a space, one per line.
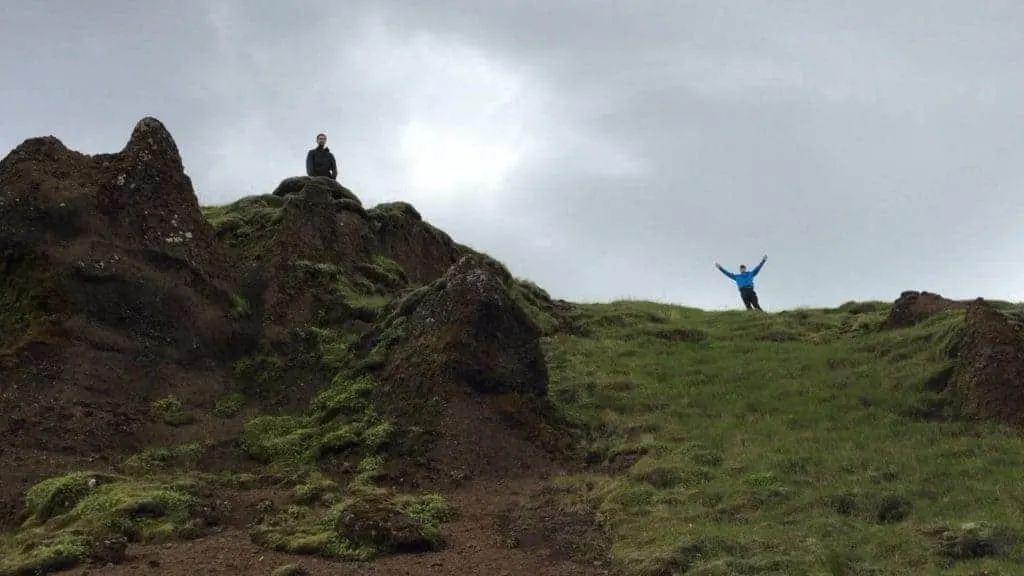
715, 263, 735, 279
750, 255, 767, 276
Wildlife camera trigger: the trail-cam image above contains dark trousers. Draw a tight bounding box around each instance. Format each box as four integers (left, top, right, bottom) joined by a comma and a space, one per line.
739, 287, 763, 311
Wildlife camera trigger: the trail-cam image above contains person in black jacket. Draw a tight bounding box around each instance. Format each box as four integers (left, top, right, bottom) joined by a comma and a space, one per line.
306, 133, 338, 179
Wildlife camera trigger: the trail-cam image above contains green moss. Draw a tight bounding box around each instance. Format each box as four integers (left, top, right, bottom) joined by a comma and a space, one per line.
150, 395, 196, 427
349, 455, 387, 489
232, 352, 287, 398
300, 327, 358, 370
1, 474, 202, 574
292, 472, 341, 505
250, 489, 453, 561
271, 564, 311, 576
229, 294, 251, 319
0, 260, 68, 359
361, 422, 394, 452
353, 255, 407, 290
0, 535, 89, 576
240, 414, 319, 468
239, 374, 385, 474
213, 393, 246, 418
121, 443, 209, 476
512, 277, 560, 335
0, 268, 35, 351
309, 373, 375, 417
24, 472, 113, 522
289, 258, 404, 323
200, 195, 285, 262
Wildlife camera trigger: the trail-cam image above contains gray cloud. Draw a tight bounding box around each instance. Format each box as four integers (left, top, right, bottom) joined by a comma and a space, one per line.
3, 1, 1022, 309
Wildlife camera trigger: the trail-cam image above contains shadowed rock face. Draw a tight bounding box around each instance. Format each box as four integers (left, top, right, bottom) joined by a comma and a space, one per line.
366, 202, 470, 285
0, 118, 249, 527
340, 252, 564, 490
949, 301, 1024, 426
0, 116, 237, 354
364, 252, 549, 402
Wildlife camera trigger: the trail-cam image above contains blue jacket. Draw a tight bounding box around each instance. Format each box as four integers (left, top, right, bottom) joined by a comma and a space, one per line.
717, 260, 765, 289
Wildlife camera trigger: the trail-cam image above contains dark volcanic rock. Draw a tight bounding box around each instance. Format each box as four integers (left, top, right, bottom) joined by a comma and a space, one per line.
371, 252, 549, 399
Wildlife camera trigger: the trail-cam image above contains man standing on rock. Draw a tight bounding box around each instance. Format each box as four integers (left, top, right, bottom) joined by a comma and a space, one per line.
715, 255, 767, 312
305, 133, 338, 180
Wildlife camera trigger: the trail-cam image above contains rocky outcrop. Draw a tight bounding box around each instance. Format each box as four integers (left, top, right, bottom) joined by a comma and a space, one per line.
0, 118, 247, 526
948, 301, 1024, 426
347, 253, 561, 488
272, 176, 365, 214
886, 291, 968, 327
364, 252, 549, 400
0, 117, 238, 355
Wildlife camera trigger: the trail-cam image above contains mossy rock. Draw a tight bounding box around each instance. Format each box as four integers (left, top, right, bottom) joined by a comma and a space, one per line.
1, 473, 203, 575
335, 492, 444, 554
250, 490, 453, 561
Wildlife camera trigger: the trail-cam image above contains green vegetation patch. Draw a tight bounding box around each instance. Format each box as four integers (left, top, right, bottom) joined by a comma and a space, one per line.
250, 488, 453, 561
121, 442, 210, 476
200, 194, 285, 262
239, 373, 387, 473
150, 395, 196, 427
0, 259, 68, 357
213, 392, 247, 418
294, 259, 402, 321
0, 472, 203, 575
512, 277, 561, 335
544, 301, 1024, 575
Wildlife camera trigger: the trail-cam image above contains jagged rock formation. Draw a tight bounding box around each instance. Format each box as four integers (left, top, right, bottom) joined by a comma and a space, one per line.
0, 118, 571, 564
0, 119, 249, 527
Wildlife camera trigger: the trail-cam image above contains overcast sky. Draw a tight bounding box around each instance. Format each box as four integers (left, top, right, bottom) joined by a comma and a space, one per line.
2, 1, 1022, 310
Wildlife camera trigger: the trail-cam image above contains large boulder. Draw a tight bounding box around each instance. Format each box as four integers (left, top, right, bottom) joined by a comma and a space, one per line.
271, 176, 363, 212
369, 252, 549, 400
347, 253, 560, 488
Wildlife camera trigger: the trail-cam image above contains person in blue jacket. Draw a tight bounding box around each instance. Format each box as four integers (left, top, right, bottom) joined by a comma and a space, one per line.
715, 255, 767, 311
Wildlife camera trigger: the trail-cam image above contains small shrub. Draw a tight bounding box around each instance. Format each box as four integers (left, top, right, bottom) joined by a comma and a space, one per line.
213, 393, 246, 418
150, 395, 195, 426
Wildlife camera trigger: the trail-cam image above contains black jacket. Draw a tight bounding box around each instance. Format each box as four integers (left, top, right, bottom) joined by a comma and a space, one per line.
306, 146, 338, 179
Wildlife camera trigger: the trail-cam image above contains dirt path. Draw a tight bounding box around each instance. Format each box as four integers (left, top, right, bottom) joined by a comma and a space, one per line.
69, 473, 616, 576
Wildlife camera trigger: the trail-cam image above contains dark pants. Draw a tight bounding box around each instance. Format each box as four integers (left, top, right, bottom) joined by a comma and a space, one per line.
739, 287, 763, 311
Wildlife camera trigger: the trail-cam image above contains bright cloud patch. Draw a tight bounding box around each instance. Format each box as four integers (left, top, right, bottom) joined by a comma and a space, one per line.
399, 121, 521, 198
345, 18, 538, 208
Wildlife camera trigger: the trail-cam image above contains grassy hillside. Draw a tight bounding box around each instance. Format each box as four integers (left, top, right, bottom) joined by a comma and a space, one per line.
7, 121, 1021, 576
2, 169, 1022, 574
543, 302, 1024, 575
